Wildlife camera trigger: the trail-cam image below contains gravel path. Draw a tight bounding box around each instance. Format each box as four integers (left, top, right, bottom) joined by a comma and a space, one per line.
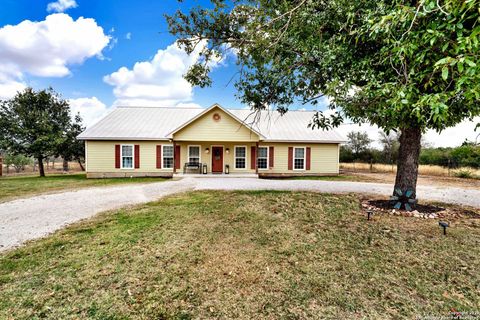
1, 177, 479, 252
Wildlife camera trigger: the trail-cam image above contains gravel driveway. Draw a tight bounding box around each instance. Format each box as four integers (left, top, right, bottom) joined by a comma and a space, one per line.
1, 177, 479, 252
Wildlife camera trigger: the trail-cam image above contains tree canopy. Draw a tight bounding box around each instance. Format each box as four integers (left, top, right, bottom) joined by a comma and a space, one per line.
0, 88, 71, 176
167, 0, 480, 200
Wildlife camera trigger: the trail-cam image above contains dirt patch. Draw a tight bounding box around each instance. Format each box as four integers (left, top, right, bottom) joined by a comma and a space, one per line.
361, 198, 480, 221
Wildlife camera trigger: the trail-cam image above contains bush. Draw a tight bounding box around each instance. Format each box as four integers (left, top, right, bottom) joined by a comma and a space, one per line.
3, 154, 33, 173
454, 169, 477, 179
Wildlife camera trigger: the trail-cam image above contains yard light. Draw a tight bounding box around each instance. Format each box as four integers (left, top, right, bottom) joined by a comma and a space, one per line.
439, 221, 449, 235
205, 147, 210, 154
366, 210, 373, 221
225, 148, 230, 154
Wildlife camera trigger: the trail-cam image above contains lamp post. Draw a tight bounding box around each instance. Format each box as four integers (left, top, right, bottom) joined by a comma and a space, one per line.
439, 221, 449, 235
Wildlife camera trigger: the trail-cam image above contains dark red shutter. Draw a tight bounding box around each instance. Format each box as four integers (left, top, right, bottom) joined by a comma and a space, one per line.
288, 147, 293, 170
269, 146, 274, 168
174, 145, 181, 169
134, 145, 140, 168
306, 147, 311, 170
115, 144, 120, 168
156, 145, 162, 169
250, 146, 256, 169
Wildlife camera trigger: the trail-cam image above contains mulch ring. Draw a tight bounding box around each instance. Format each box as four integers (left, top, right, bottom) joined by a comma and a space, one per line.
361, 198, 480, 221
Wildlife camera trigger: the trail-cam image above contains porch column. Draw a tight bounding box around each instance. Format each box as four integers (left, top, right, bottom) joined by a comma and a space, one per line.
255, 142, 259, 174
173, 140, 176, 174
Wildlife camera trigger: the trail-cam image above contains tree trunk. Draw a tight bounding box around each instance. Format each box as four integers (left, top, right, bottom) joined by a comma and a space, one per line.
63, 158, 69, 172
394, 127, 422, 198
38, 156, 45, 177
77, 159, 85, 171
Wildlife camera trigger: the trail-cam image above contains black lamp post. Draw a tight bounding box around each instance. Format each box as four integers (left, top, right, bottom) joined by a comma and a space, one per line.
367, 210, 373, 220
439, 221, 449, 235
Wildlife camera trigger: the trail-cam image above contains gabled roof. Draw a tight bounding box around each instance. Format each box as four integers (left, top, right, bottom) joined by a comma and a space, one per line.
166, 104, 264, 139
77, 104, 346, 143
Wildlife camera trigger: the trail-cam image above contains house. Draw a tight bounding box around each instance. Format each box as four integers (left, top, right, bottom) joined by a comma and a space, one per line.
77, 104, 345, 178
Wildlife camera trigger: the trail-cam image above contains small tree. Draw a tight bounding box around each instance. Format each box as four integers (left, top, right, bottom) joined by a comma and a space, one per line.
379, 131, 400, 164
56, 113, 86, 171
3, 154, 33, 173
0, 88, 71, 177
346, 131, 372, 157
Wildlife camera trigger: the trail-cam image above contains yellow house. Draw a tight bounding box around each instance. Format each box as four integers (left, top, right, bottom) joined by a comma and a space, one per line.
78, 104, 345, 178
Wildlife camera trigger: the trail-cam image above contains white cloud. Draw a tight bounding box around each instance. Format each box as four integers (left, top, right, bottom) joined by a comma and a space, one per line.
125, 32, 132, 40
337, 117, 480, 148
47, 0, 78, 13
0, 13, 110, 79
68, 97, 110, 127
0, 80, 26, 100
104, 41, 221, 107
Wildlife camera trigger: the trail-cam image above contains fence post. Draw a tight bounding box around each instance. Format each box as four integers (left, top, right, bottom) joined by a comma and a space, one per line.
370, 160, 373, 172
0, 157, 2, 176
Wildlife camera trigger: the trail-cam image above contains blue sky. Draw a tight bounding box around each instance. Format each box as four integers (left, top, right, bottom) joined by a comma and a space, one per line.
0, 0, 245, 121
0, 0, 478, 147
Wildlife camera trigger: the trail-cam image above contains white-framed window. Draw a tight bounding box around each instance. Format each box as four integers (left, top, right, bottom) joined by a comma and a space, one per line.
121, 144, 134, 169
188, 145, 201, 164
294, 147, 306, 170
257, 146, 268, 170
162, 145, 174, 169
234, 146, 247, 169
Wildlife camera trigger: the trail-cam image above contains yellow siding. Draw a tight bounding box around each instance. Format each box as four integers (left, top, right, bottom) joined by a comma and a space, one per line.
176, 142, 256, 174
173, 108, 259, 142
258, 143, 339, 175
85, 140, 339, 176
86, 140, 173, 173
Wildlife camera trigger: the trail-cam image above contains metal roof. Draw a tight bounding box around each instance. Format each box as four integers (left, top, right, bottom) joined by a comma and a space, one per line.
78, 104, 346, 143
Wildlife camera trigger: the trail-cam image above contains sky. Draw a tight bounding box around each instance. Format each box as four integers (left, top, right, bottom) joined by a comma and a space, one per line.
0, 0, 478, 148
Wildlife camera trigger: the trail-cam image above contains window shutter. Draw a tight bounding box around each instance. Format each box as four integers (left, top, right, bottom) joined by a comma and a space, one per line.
250, 146, 256, 169
306, 147, 311, 170
134, 145, 140, 168
269, 146, 274, 168
156, 145, 162, 169
115, 144, 120, 168
174, 145, 181, 169
288, 147, 293, 170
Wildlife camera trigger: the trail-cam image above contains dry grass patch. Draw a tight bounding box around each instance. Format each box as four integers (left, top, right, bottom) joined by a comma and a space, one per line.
0, 191, 479, 319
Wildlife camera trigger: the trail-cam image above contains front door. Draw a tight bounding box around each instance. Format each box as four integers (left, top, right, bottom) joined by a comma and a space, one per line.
211, 146, 223, 173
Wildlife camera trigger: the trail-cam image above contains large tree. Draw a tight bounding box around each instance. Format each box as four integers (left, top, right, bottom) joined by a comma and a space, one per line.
166, 0, 480, 199
0, 88, 71, 177
56, 113, 86, 171
346, 131, 372, 157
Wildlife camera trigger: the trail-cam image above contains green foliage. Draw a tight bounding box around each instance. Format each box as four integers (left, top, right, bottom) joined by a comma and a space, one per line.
3, 154, 33, 173
166, 0, 480, 132
346, 131, 372, 155
454, 169, 477, 179
56, 113, 85, 165
0, 88, 71, 176
420, 145, 480, 168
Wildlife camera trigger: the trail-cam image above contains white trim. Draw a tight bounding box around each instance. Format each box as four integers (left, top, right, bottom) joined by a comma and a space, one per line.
187, 145, 202, 164
257, 146, 269, 170
234, 145, 247, 170
85, 140, 88, 172
161, 144, 174, 169
166, 104, 265, 138
120, 144, 135, 169
293, 146, 306, 171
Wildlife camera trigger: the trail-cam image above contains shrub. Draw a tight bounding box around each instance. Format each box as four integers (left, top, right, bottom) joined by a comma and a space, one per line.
454, 169, 476, 179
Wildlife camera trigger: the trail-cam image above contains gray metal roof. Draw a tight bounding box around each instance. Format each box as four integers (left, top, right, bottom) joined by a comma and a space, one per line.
78, 105, 346, 143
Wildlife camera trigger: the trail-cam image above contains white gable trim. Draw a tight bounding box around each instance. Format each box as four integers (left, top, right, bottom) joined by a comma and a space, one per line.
166, 103, 265, 139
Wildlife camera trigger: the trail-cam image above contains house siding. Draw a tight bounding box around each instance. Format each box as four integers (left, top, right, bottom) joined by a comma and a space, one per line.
85, 140, 339, 177
85, 140, 173, 178
173, 108, 259, 142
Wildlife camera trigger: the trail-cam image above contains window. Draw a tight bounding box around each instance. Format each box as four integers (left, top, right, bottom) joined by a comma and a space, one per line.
163, 145, 174, 168
257, 147, 268, 169
234, 146, 246, 169
294, 147, 305, 170
188, 146, 200, 164
121, 144, 134, 169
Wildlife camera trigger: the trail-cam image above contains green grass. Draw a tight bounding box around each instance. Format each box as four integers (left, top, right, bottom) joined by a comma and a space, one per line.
0, 173, 167, 203
280, 175, 377, 182
1, 191, 478, 319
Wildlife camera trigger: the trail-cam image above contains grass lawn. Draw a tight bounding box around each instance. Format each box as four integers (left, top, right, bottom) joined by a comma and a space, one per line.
0, 191, 479, 319
285, 175, 374, 182
0, 173, 167, 203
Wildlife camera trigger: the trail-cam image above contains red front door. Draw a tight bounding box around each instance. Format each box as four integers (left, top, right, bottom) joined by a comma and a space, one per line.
211, 146, 223, 173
